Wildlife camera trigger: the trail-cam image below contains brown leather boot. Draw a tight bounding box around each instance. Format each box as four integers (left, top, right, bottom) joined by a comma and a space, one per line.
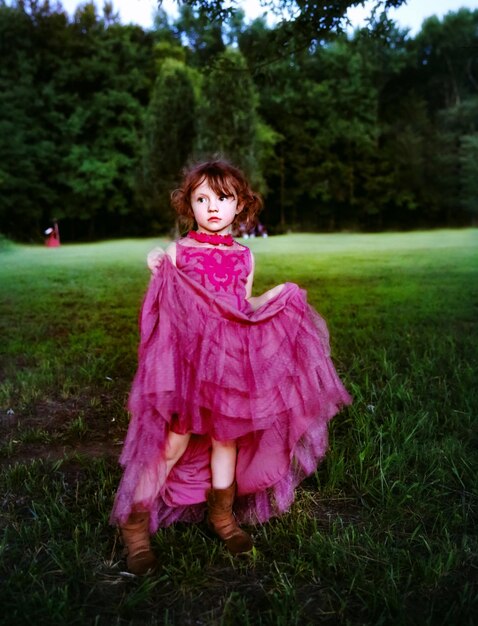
119, 511, 158, 575
207, 482, 253, 555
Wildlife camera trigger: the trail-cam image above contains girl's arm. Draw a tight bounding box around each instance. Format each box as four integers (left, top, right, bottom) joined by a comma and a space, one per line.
244, 251, 255, 299
246, 252, 284, 311
147, 242, 177, 274
165, 242, 177, 266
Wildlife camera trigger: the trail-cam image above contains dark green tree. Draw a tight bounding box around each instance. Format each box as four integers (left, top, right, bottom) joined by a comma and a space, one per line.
0, 0, 156, 240
142, 58, 198, 232
174, 4, 225, 68
460, 133, 478, 225
243, 30, 383, 230
411, 9, 478, 110
378, 9, 478, 228
58, 4, 155, 239
0, 1, 69, 240
196, 48, 276, 192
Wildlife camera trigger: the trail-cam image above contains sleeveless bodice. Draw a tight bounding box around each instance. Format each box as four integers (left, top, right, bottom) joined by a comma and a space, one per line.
176, 239, 252, 312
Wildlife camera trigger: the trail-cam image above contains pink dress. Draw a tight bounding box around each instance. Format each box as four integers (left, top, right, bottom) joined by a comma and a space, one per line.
110, 238, 352, 531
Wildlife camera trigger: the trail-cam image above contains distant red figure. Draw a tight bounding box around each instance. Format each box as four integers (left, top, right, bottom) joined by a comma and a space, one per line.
44, 220, 60, 247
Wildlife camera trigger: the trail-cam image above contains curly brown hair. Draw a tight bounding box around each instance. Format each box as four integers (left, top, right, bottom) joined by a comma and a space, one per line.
171, 159, 263, 232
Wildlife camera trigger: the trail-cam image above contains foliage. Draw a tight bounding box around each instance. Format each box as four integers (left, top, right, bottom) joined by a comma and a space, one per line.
460, 134, 478, 224
141, 58, 198, 231
61, 16, 153, 239
0, 2, 67, 238
0, 0, 155, 241
196, 48, 273, 191
1, 1, 478, 240
175, 3, 226, 67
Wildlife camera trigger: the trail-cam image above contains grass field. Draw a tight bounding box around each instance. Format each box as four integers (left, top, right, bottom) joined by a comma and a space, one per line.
0, 229, 477, 625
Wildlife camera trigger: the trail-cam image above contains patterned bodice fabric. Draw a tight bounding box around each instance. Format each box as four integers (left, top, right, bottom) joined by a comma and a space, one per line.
176, 239, 252, 312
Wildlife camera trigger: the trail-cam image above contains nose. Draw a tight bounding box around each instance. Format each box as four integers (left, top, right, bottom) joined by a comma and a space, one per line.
208, 199, 219, 212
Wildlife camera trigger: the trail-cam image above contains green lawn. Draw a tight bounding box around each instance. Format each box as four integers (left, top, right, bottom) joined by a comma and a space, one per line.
0, 229, 477, 625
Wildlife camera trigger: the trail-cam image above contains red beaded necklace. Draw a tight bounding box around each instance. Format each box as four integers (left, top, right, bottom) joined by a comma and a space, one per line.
187, 230, 234, 246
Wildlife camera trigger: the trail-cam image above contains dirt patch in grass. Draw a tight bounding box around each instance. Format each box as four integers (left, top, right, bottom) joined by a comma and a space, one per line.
0, 440, 121, 467
0, 391, 126, 468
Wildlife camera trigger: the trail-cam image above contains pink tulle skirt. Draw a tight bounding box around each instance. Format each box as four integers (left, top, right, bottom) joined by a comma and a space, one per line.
110, 257, 352, 531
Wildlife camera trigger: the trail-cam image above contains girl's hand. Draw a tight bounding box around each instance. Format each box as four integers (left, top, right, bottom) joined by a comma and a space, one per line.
147, 247, 166, 274
248, 284, 285, 311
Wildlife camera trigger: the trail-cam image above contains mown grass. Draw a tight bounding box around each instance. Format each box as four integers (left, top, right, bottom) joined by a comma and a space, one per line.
0, 229, 477, 626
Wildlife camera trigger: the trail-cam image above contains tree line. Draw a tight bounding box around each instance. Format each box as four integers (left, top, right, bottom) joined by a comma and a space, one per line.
1, 0, 477, 241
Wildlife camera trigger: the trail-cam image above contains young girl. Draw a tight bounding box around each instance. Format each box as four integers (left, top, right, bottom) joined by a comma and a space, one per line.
110, 159, 352, 575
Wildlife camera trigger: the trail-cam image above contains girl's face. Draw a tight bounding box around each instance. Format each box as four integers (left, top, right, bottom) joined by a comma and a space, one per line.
190, 178, 242, 236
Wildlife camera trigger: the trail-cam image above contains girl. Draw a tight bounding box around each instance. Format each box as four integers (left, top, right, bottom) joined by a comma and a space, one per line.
110, 159, 352, 575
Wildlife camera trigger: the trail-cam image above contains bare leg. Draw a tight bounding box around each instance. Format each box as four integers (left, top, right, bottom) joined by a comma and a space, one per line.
210, 438, 237, 488
120, 430, 192, 575
132, 430, 191, 504
164, 431, 191, 477
207, 437, 253, 554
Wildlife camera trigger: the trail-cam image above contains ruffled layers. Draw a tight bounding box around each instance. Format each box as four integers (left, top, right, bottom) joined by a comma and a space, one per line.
110, 256, 351, 532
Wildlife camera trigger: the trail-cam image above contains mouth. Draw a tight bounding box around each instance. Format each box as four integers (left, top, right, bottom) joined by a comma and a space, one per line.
208, 217, 221, 222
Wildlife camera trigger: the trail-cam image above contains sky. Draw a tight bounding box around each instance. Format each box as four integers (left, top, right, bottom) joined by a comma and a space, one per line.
58, 0, 478, 34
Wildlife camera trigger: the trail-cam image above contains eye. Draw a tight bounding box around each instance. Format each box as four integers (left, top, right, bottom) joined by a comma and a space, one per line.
219, 195, 231, 201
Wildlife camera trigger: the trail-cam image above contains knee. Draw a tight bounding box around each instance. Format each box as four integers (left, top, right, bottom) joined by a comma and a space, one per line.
211, 438, 236, 451
164, 434, 189, 463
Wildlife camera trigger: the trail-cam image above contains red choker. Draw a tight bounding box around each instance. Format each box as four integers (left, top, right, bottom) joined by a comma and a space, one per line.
187, 230, 234, 246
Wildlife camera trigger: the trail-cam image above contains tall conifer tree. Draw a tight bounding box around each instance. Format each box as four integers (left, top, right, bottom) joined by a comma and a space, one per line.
197, 49, 263, 188
142, 59, 197, 231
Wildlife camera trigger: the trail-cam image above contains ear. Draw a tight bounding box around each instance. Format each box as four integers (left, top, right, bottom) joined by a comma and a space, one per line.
236, 201, 244, 215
